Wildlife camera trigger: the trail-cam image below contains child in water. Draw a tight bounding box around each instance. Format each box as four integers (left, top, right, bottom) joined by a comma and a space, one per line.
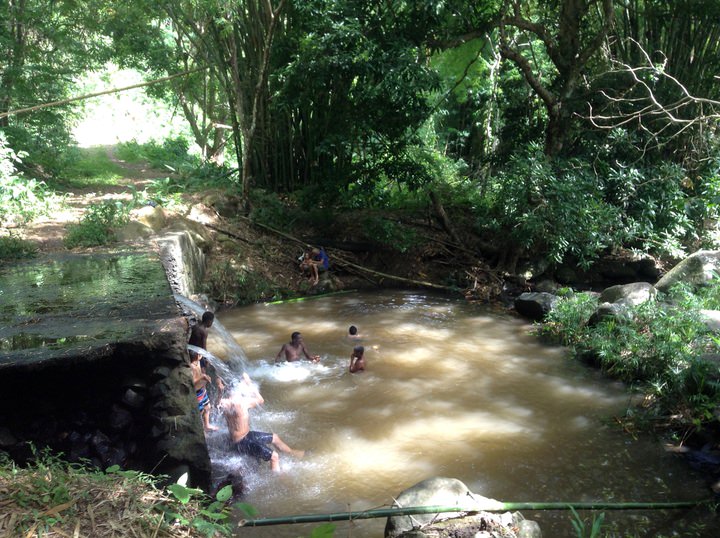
349, 345, 365, 373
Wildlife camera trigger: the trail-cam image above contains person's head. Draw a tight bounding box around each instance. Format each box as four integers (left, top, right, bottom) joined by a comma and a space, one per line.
202, 311, 215, 327
353, 345, 364, 358
190, 351, 200, 362
291, 331, 302, 343
348, 325, 358, 336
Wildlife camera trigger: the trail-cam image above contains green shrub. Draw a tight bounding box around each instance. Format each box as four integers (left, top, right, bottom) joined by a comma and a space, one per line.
64, 201, 131, 248
364, 216, 420, 253
0, 132, 61, 225
539, 284, 720, 426
204, 259, 282, 305
116, 136, 197, 169
249, 189, 303, 231
481, 144, 625, 268
0, 234, 37, 262
538, 290, 598, 346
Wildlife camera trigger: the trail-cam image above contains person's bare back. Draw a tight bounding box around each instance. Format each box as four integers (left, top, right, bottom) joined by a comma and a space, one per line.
220, 374, 303, 471
220, 397, 251, 443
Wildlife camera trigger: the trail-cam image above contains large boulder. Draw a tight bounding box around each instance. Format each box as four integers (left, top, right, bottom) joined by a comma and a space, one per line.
385, 477, 506, 538
598, 282, 656, 307
655, 250, 720, 294
514, 292, 559, 321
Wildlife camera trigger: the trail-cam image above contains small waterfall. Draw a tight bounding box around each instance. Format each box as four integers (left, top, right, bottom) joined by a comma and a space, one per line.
174, 293, 248, 371
176, 294, 265, 490
187, 344, 239, 385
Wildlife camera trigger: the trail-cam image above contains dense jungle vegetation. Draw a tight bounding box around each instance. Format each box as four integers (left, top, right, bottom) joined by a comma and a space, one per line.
3, 1, 720, 536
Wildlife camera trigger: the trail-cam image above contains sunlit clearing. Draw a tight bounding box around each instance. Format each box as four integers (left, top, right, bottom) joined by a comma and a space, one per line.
73, 65, 191, 147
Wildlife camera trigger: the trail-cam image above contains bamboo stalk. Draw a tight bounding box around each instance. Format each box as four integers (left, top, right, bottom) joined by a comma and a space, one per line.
265, 290, 358, 305
0, 67, 207, 119
241, 499, 712, 527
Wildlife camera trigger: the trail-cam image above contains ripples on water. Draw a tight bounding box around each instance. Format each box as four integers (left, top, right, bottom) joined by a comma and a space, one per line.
202, 291, 715, 538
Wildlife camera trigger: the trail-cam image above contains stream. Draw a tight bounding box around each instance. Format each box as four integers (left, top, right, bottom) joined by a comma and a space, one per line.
194, 290, 715, 537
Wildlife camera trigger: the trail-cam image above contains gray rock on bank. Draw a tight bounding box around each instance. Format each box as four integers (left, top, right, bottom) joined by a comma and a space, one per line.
385, 477, 540, 538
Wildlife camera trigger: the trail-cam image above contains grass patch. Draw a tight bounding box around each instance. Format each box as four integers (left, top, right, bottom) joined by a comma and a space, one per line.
58, 146, 125, 188
0, 449, 236, 537
58, 146, 126, 189
0, 234, 37, 262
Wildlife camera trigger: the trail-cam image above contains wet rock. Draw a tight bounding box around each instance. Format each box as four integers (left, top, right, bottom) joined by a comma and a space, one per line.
91, 431, 112, 458
599, 282, 656, 306
105, 447, 127, 468
68, 431, 92, 461
122, 377, 148, 391
589, 302, 633, 325
655, 250, 720, 294
385, 478, 537, 538
151, 366, 172, 381
122, 387, 146, 409
149, 381, 173, 399
0, 427, 18, 447
514, 292, 559, 321
384, 477, 474, 538
109, 404, 134, 431
517, 518, 542, 538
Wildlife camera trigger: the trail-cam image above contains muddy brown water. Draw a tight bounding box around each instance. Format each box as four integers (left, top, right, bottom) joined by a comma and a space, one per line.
204, 290, 716, 537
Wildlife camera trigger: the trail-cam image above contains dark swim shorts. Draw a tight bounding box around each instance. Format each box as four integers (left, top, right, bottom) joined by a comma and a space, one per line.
235, 431, 274, 461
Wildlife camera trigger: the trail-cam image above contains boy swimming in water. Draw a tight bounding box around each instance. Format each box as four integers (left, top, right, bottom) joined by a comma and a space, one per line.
349, 345, 365, 373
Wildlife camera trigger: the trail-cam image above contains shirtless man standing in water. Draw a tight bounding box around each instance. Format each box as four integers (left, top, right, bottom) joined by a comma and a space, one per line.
275, 331, 320, 363
220, 373, 304, 471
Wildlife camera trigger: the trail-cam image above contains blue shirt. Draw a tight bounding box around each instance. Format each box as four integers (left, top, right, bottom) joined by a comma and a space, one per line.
315, 249, 329, 269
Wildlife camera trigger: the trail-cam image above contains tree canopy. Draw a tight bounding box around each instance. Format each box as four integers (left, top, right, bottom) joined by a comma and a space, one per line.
2, 0, 720, 269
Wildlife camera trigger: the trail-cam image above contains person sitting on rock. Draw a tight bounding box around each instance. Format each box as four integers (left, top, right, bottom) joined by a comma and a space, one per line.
307, 247, 329, 285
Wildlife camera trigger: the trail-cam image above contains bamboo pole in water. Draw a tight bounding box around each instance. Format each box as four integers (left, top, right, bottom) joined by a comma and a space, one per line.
264, 290, 358, 305
240, 499, 713, 526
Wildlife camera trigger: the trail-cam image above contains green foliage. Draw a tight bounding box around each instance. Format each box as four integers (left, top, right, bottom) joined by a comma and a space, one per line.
364, 217, 420, 254
537, 290, 598, 346
480, 144, 625, 267
163, 482, 235, 536
204, 259, 282, 306
59, 146, 125, 188
64, 200, 131, 249
539, 283, 720, 426
0, 447, 236, 536
249, 189, 304, 231
309, 523, 337, 538
0, 234, 37, 262
0, 0, 117, 175
0, 132, 62, 225
116, 136, 197, 169
570, 507, 606, 538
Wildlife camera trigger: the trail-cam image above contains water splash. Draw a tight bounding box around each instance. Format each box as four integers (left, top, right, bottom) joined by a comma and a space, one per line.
174, 293, 248, 371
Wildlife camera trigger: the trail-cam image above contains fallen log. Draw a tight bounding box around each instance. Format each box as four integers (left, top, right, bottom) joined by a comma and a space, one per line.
209, 217, 460, 293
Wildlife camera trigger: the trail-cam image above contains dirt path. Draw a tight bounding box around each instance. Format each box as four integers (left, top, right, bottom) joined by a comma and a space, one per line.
10, 147, 168, 252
